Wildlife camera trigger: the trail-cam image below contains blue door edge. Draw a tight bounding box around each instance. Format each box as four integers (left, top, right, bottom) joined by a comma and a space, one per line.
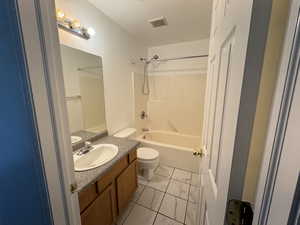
1, 1, 55, 224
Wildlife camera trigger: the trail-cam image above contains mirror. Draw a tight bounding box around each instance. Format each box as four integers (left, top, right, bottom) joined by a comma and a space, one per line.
60, 45, 107, 143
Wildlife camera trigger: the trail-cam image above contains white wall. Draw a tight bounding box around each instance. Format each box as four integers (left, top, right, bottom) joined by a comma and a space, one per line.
135, 40, 209, 136
55, 0, 147, 134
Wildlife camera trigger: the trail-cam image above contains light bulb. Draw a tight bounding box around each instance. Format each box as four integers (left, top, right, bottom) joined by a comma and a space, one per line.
72, 20, 81, 29
87, 27, 96, 36
56, 9, 65, 20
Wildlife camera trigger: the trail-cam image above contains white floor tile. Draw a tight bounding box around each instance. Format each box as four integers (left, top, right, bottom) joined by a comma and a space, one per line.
167, 180, 189, 200
191, 173, 201, 187
159, 193, 187, 223
189, 186, 200, 203
123, 204, 156, 225
138, 175, 148, 186
185, 202, 197, 225
117, 202, 135, 225
137, 186, 164, 211
155, 165, 174, 178
132, 183, 145, 202
154, 214, 183, 225
147, 174, 170, 192
172, 169, 192, 184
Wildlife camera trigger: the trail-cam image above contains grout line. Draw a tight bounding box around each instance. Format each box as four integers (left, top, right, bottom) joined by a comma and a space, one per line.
134, 201, 159, 213
152, 165, 175, 225
137, 165, 195, 225
136, 183, 146, 201
157, 212, 185, 224
172, 166, 195, 174
118, 202, 135, 225
184, 184, 192, 225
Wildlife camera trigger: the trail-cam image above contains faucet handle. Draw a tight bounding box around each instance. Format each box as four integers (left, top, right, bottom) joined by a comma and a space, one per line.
85, 141, 92, 147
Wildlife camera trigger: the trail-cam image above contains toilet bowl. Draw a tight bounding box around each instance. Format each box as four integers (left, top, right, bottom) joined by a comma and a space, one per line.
113, 128, 160, 181
137, 147, 159, 181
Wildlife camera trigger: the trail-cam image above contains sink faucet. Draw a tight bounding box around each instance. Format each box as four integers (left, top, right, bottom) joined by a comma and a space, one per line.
77, 141, 93, 156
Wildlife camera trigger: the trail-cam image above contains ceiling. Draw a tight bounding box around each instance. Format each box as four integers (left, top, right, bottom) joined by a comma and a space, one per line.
88, 0, 212, 46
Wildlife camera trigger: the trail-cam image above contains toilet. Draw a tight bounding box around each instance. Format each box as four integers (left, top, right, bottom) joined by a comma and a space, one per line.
114, 128, 160, 180
137, 147, 159, 180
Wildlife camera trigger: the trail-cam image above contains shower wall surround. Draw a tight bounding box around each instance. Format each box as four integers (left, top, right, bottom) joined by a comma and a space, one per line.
133, 72, 149, 135
148, 74, 206, 136
134, 39, 209, 136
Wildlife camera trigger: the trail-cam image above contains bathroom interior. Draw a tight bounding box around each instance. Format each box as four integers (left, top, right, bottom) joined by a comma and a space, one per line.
52, 0, 288, 225
58, 0, 209, 224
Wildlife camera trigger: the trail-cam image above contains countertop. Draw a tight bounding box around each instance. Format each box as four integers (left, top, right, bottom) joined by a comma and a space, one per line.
74, 136, 140, 192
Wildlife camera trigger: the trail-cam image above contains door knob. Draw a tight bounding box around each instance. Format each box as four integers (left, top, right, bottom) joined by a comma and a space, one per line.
193, 149, 204, 158
193, 151, 204, 157
193, 146, 207, 158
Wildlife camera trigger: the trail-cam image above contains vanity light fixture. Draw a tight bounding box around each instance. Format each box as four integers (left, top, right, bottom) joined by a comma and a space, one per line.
56, 9, 95, 40
56, 9, 65, 20
87, 27, 96, 36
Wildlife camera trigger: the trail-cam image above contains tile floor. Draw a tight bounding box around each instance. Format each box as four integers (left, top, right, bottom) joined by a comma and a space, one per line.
116, 165, 201, 225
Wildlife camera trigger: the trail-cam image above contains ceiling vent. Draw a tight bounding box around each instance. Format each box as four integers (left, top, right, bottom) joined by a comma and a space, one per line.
149, 17, 168, 28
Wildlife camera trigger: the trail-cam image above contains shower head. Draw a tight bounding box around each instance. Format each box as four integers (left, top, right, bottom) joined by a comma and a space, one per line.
152, 55, 159, 60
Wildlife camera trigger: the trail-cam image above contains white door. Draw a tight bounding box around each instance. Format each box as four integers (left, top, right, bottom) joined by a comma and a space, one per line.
199, 0, 256, 224
253, 0, 300, 224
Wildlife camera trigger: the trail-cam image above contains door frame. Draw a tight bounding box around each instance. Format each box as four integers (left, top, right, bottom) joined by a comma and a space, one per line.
16, 0, 81, 225
16, 0, 300, 224
253, 0, 300, 224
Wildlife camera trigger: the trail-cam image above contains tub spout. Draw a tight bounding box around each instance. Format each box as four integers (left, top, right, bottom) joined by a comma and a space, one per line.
140, 111, 148, 119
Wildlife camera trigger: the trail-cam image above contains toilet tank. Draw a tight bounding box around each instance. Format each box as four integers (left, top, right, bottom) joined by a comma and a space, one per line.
113, 128, 137, 139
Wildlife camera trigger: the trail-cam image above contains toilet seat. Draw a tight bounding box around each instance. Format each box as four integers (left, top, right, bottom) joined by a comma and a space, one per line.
137, 147, 159, 161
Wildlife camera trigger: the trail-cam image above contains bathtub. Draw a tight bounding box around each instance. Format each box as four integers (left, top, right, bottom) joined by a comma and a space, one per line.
136, 130, 201, 173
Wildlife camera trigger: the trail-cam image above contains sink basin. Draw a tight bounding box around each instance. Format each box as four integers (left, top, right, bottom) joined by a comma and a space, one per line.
74, 144, 119, 171
71, 136, 82, 144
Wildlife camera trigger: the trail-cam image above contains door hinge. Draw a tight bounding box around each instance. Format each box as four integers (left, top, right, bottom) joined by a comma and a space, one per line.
70, 182, 78, 193
226, 199, 253, 225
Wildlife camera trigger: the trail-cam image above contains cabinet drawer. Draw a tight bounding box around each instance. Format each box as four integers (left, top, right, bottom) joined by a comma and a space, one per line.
81, 184, 116, 225
128, 149, 137, 163
116, 160, 138, 213
97, 156, 128, 193
79, 183, 98, 213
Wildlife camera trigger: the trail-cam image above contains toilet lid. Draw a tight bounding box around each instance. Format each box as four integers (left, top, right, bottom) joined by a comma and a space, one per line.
137, 148, 159, 160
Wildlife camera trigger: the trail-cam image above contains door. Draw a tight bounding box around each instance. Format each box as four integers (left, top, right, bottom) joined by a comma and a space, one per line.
0, 1, 53, 225
200, 0, 256, 224
253, 0, 300, 224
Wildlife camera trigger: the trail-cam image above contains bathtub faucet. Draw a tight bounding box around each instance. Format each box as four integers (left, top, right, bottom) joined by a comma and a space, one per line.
142, 128, 150, 132
140, 111, 148, 120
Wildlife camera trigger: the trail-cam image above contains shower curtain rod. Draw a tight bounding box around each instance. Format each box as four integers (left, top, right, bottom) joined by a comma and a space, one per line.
157, 54, 208, 62
77, 66, 102, 71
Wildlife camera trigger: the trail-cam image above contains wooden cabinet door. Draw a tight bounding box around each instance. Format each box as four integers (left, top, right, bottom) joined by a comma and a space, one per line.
116, 160, 137, 213
81, 184, 116, 225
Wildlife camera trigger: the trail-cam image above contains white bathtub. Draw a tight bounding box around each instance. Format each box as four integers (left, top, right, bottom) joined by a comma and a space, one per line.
136, 130, 201, 173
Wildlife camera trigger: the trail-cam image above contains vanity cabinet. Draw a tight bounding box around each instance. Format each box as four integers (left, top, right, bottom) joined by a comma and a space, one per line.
81, 184, 116, 225
117, 161, 137, 213
79, 148, 137, 225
